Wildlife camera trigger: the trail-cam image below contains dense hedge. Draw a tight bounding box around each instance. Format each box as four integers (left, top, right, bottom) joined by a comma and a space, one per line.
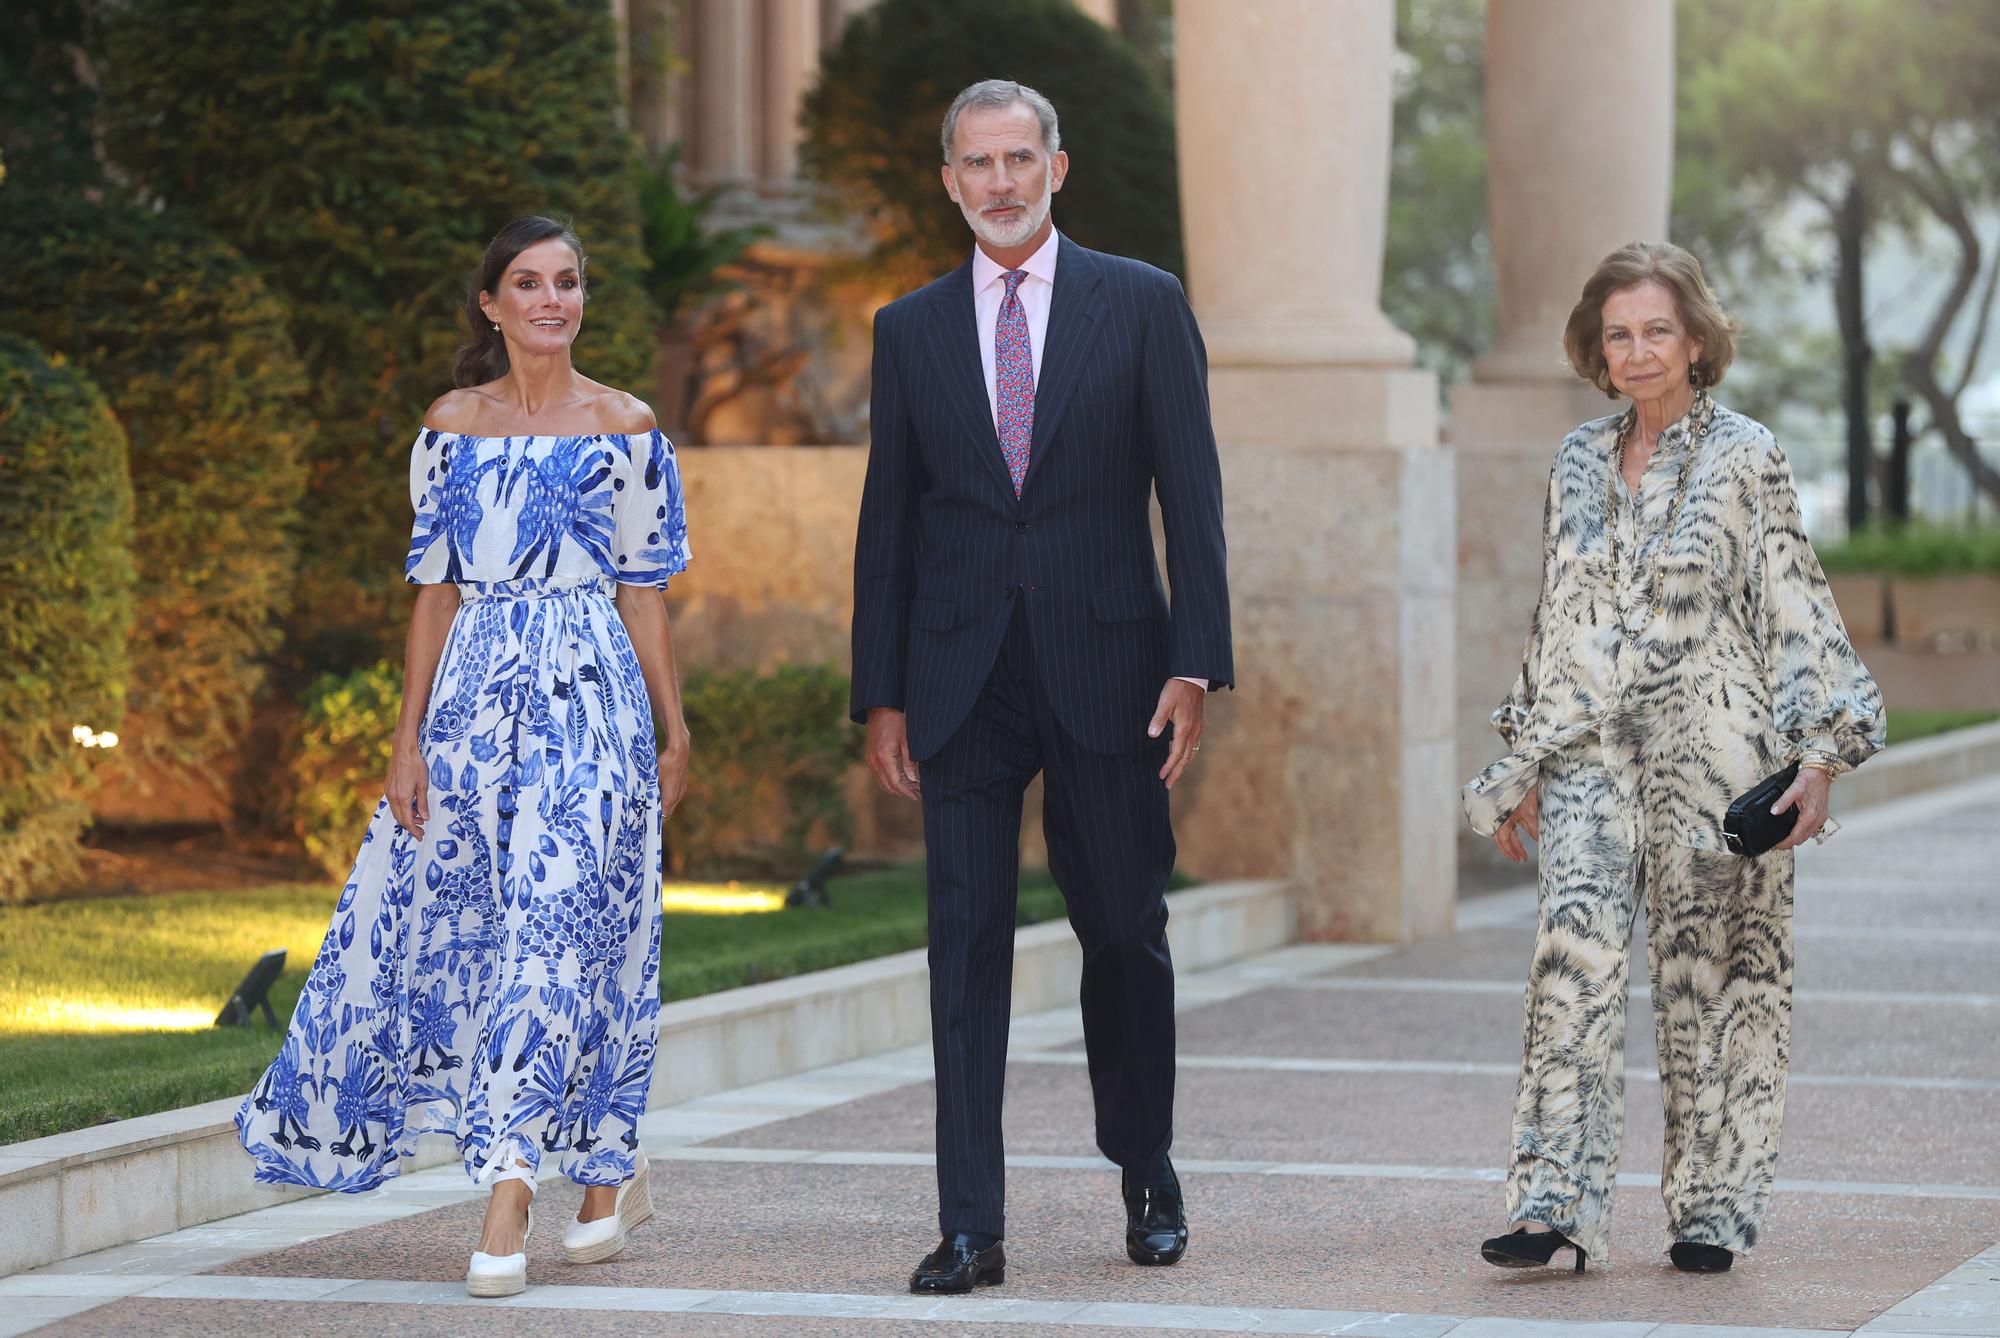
290, 660, 860, 881
675, 664, 861, 879
102, 0, 658, 673
802, 0, 1183, 290
1816, 523, 2000, 577
292, 662, 402, 879
0, 192, 311, 792
0, 337, 136, 901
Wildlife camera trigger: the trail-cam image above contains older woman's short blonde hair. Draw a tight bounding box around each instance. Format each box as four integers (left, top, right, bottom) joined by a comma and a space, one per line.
1563, 242, 1740, 398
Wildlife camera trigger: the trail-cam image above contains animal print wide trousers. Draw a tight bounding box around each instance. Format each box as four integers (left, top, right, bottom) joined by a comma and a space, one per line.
1507, 739, 1794, 1263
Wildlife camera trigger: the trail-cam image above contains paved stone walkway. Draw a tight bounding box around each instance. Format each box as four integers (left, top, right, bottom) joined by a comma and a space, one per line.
4, 777, 1997, 1337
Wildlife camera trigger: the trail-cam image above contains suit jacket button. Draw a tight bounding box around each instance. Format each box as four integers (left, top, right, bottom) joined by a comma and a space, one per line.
1004, 586, 1016, 598
1014, 521, 1029, 532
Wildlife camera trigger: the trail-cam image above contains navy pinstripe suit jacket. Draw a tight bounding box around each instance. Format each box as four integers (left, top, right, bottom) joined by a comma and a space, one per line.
849, 234, 1233, 760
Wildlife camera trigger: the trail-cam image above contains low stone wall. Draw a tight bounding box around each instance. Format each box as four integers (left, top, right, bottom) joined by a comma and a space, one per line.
0, 879, 1295, 1277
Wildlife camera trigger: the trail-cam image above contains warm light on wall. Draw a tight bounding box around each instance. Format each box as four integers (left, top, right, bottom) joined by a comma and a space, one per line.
71, 724, 120, 749
661, 884, 788, 915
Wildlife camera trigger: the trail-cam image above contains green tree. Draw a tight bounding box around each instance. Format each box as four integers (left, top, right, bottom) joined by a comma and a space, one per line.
0, 192, 311, 795
0, 337, 135, 901
102, 0, 657, 673
801, 0, 1182, 291
1384, 0, 1493, 385
1677, 0, 2000, 514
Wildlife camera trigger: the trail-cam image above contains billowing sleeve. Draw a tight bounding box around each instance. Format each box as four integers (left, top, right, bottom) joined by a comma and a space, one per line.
1492, 456, 1561, 749
612, 429, 690, 588
405, 428, 450, 584
1751, 437, 1884, 769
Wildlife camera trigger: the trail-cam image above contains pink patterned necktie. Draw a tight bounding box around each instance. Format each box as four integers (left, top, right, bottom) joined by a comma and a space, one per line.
994, 269, 1035, 496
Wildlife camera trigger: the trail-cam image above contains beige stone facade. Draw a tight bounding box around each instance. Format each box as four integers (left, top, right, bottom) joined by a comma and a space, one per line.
635, 0, 1678, 941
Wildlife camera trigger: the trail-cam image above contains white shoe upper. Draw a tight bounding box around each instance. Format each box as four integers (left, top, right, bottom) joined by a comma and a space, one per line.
562, 1150, 649, 1252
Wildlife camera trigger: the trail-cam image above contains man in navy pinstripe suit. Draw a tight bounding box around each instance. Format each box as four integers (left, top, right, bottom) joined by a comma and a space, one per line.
849, 79, 1232, 1295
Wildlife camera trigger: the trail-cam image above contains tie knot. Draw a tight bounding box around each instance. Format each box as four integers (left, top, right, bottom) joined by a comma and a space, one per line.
1002, 269, 1028, 297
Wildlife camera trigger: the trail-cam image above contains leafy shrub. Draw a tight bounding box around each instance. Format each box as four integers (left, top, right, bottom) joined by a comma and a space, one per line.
674, 665, 861, 879
801, 0, 1182, 290
0, 0, 105, 193
291, 663, 402, 880
1816, 523, 2000, 577
290, 660, 863, 881
102, 0, 658, 673
638, 146, 769, 327
0, 337, 135, 901
0, 191, 311, 793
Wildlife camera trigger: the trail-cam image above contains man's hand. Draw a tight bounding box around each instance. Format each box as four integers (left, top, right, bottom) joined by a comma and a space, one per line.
1494, 784, 1540, 863
866, 707, 921, 801
1148, 679, 1206, 790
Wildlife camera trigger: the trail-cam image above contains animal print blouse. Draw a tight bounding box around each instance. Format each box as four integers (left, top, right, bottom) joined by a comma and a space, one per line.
1463, 396, 1885, 852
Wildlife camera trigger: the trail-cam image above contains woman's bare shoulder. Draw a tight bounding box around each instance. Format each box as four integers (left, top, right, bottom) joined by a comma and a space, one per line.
422, 387, 493, 433
586, 383, 658, 435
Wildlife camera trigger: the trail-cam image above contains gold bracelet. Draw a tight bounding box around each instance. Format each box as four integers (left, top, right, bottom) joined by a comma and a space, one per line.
1799, 757, 1838, 775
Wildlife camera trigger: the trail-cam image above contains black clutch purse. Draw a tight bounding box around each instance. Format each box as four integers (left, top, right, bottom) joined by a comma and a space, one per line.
1723, 762, 1800, 856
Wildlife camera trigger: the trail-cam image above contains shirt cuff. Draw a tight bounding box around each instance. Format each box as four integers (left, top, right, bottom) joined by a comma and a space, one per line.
1174, 676, 1210, 692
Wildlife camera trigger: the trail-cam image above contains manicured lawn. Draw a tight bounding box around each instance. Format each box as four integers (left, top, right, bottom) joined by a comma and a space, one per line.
0, 866, 1186, 1144
1887, 708, 1998, 745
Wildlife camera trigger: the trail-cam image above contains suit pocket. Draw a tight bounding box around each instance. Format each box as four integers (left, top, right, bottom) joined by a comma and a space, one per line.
1090, 586, 1164, 623
909, 597, 957, 631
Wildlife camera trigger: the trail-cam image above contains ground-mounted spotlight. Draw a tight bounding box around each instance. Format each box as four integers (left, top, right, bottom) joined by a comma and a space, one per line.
215, 949, 288, 1028
786, 847, 845, 909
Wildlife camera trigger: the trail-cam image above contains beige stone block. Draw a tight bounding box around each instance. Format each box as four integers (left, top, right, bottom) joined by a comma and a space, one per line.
1208, 367, 1439, 452
61, 1149, 178, 1259
1891, 574, 2000, 645
1399, 446, 1459, 595
1825, 574, 1885, 647
1446, 380, 1609, 451
1455, 447, 1549, 584
0, 1172, 60, 1275
176, 1130, 311, 1228
1401, 592, 1458, 742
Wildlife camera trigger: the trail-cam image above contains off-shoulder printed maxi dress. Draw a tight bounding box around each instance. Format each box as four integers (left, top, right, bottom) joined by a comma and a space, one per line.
238, 427, 690, 1193
1463, 396, 1882, 1263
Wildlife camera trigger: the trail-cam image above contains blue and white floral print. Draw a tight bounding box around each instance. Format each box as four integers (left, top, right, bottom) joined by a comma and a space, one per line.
238, 429, 689, 1193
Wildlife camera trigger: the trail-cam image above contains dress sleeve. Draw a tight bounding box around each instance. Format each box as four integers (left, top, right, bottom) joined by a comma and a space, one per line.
1492, 457, 1561, 749
404, 428, 450, 585
612, 429, 690, 588
1751, 438, 1885, 769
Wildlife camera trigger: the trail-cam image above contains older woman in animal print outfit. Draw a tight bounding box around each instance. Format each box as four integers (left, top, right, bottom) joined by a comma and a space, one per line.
1463, 242, 1883, 1276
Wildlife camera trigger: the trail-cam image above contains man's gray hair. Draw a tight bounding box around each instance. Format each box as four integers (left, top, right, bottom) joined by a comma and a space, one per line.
939, 79, 1061, 163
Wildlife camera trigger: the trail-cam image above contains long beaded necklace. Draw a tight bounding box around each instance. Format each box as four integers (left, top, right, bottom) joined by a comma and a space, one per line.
1606, 389, 1713, 640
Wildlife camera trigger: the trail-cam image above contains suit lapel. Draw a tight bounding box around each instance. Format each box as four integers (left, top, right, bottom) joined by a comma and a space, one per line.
923, 262, 1015, 496
1021, 236, 1107, 495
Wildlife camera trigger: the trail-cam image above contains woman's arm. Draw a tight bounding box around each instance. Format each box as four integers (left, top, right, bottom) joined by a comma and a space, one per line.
386, 583, 462, 839
616, 584, 690, 816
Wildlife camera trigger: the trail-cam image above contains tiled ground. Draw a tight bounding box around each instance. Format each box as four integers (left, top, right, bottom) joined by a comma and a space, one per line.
3, 776, 1997, 1338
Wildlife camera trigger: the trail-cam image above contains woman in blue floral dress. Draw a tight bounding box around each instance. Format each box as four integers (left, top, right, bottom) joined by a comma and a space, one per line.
237, 217, 691, 1297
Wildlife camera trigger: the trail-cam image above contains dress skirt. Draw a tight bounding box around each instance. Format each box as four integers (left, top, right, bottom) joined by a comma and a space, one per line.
237, 576, 664, 1192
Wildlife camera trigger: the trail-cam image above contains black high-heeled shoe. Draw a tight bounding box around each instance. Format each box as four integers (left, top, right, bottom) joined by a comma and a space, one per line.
1480, 1226, 1587, 1273
1669, 1241, 1733, 1273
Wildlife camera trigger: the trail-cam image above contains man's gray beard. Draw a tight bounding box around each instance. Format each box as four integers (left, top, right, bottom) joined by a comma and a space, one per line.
964, 192, 1051, 249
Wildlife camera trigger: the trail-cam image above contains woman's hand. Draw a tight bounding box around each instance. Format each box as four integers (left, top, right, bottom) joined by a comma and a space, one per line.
658, 725, 690, 819
1494, 783, 1540, 863
386, 733, 430, 840
1769, 765, 1833, 851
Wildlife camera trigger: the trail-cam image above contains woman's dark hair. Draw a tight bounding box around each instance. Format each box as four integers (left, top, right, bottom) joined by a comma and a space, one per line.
451, 216, 588, 387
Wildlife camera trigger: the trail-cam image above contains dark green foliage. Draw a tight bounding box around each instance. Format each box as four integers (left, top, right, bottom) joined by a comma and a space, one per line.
0, 0, 105, 192
290, 662, 402, 879
0, 192, 311, 791
1815, 523, 2000, 577
801, 0, 1182, 290
0, 336, 135, 901
101, 0, 658, 672
637, 146, 769, 326
674, 664, 862, 878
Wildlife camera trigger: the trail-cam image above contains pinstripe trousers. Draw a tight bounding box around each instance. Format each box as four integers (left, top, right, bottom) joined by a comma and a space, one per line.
1509, 736, 1794, 1262
921, 602, 1177, 1238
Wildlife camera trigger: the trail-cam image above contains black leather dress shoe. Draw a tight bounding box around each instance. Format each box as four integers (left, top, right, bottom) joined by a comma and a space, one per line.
909, 1233, 1006, 1294
1670, 1241, 1733, 1273
1123, 1164, 1189, 1266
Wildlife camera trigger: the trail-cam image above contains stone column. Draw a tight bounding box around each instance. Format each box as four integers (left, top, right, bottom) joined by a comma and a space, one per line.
759, 0, 820, 191
627, 0, 684, 156
1172, 0, 1455, 944
692, 0, 757, 189
1450, 0, 1673, 869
